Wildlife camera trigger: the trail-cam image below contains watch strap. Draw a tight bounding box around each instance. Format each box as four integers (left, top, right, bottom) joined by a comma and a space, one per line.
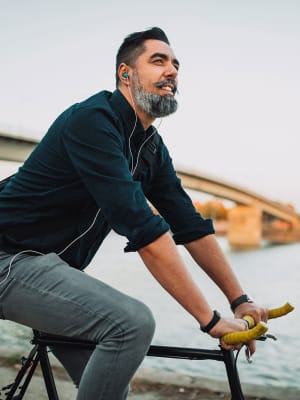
231, 294, 253, 312
200, 310, 221, 333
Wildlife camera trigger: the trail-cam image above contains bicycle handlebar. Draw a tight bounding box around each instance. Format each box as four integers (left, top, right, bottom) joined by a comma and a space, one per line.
268, 302, 294, 319
222, 302, 294, 345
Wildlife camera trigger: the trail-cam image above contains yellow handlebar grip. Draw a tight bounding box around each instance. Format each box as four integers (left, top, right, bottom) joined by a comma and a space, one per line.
243, 315, 255, 328
268, 302, 294, 319
222, 303, 294, 345
222, 322, 268, 345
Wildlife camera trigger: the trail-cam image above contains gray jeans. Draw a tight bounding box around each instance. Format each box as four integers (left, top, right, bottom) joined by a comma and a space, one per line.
0, 251, 155, 399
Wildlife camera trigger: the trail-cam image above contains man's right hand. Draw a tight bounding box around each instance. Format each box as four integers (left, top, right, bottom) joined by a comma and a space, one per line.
208, 317, 254, 353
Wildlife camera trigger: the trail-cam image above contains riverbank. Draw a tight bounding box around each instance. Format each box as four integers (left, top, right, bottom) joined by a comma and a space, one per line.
0, 354, 299, 400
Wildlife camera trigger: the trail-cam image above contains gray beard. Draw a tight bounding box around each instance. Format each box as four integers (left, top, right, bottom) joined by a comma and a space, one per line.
132, 75, 178, 118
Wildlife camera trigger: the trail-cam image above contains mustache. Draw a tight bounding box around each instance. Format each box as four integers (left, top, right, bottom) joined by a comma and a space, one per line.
155, 79, 178, 94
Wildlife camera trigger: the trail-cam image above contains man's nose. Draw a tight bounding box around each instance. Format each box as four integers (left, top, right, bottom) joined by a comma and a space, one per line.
164, 63, 178, 78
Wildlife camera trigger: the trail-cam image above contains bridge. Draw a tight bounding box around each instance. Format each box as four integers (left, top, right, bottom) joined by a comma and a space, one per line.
176, 168, 300, 225
1, 131, 300, 247
0, 131, 38, 163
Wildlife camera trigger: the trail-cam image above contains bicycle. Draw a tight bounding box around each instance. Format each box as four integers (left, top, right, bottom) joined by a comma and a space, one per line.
0, 302, 294, 400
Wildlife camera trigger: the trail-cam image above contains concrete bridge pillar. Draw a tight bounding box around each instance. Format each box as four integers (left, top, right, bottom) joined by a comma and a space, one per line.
227, 205, 262, 249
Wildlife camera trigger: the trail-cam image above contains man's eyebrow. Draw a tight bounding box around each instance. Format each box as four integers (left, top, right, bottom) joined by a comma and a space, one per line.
149, 52, 180, 67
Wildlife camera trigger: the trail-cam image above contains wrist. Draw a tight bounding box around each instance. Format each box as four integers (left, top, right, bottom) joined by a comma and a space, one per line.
230, 294, 253, 313
200, 310, 221, 333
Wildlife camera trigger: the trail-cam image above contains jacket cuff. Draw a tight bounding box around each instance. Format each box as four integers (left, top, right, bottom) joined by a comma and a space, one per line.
173, 218, 215, 245
124, 220, 170, 252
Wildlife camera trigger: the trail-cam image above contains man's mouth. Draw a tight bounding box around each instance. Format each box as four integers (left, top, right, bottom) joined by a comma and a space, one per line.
156, 80, 177, 95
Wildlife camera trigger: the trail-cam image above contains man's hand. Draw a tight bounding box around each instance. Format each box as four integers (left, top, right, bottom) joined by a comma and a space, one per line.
234, 301, 269, 324
208, 317, 250, 352
232, 301, 269, 354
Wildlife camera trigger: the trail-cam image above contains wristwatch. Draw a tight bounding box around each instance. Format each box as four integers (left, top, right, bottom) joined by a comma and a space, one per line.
230, 294, 253, 312
200, 310, 221, 333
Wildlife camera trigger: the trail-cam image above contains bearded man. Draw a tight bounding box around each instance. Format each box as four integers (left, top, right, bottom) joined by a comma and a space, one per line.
0, 27, 267, 400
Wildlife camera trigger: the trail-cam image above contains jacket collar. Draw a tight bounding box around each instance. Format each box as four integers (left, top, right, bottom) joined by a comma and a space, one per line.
110, 90, 153, 138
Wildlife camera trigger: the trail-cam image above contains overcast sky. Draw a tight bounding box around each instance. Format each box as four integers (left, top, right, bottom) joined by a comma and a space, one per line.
1, 1, 300, 208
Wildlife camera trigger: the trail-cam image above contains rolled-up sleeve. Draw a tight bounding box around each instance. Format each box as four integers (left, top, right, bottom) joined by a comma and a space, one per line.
146, 145, 215, 245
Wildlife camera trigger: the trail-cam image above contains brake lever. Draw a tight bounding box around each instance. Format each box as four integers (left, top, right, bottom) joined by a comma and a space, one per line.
257, 333, 277, 341
245, 345, 253, 363
245, 333, 277, 363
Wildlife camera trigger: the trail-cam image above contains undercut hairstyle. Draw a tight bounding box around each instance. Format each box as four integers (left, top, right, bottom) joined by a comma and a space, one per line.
115, 27, 170, 87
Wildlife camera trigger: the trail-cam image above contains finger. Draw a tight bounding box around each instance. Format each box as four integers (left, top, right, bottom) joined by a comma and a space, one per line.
219, 337, 242, 351
262, 307, 269, 323
256, 305, 269, 323
219, 340, 234, 351
234, 344, 243, 351
220, 339, 243, 352
243, 318, 251, 330
247, 340, 256, 355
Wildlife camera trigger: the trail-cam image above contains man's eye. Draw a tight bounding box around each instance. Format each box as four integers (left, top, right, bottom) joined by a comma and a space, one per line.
154, 59, 163, 64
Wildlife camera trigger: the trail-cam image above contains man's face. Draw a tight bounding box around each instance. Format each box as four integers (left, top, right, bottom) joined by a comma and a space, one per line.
130, 39, 179, 118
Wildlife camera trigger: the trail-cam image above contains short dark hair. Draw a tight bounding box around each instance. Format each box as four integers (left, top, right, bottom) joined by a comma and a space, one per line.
115, 27, 170, 87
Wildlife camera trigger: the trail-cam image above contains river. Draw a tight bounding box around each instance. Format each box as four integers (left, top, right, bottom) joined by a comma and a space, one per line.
0, 232, 299, 390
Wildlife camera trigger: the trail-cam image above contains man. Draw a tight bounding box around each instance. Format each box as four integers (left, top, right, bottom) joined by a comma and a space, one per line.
0, 27, 267, 400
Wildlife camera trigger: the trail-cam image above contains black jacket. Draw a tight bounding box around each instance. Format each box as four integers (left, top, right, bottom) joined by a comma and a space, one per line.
0, 90, 214, 268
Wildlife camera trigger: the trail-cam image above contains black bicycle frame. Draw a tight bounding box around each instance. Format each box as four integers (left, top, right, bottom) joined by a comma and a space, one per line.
1, 330, 245, 400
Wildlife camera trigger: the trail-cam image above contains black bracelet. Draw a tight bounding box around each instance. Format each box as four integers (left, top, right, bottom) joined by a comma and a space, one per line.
230, 294, 253, 312
200, 310, 221, 333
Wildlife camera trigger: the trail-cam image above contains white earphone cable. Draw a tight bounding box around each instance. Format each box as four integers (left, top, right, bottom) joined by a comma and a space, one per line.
0, 83, 155, 285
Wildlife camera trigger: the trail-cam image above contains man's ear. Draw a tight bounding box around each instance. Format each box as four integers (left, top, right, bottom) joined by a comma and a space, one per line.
118, 63, 130, 85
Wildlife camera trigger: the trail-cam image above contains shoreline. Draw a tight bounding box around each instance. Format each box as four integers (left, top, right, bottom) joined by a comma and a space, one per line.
133, 368, 300, 400
0, 350, 299, 400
